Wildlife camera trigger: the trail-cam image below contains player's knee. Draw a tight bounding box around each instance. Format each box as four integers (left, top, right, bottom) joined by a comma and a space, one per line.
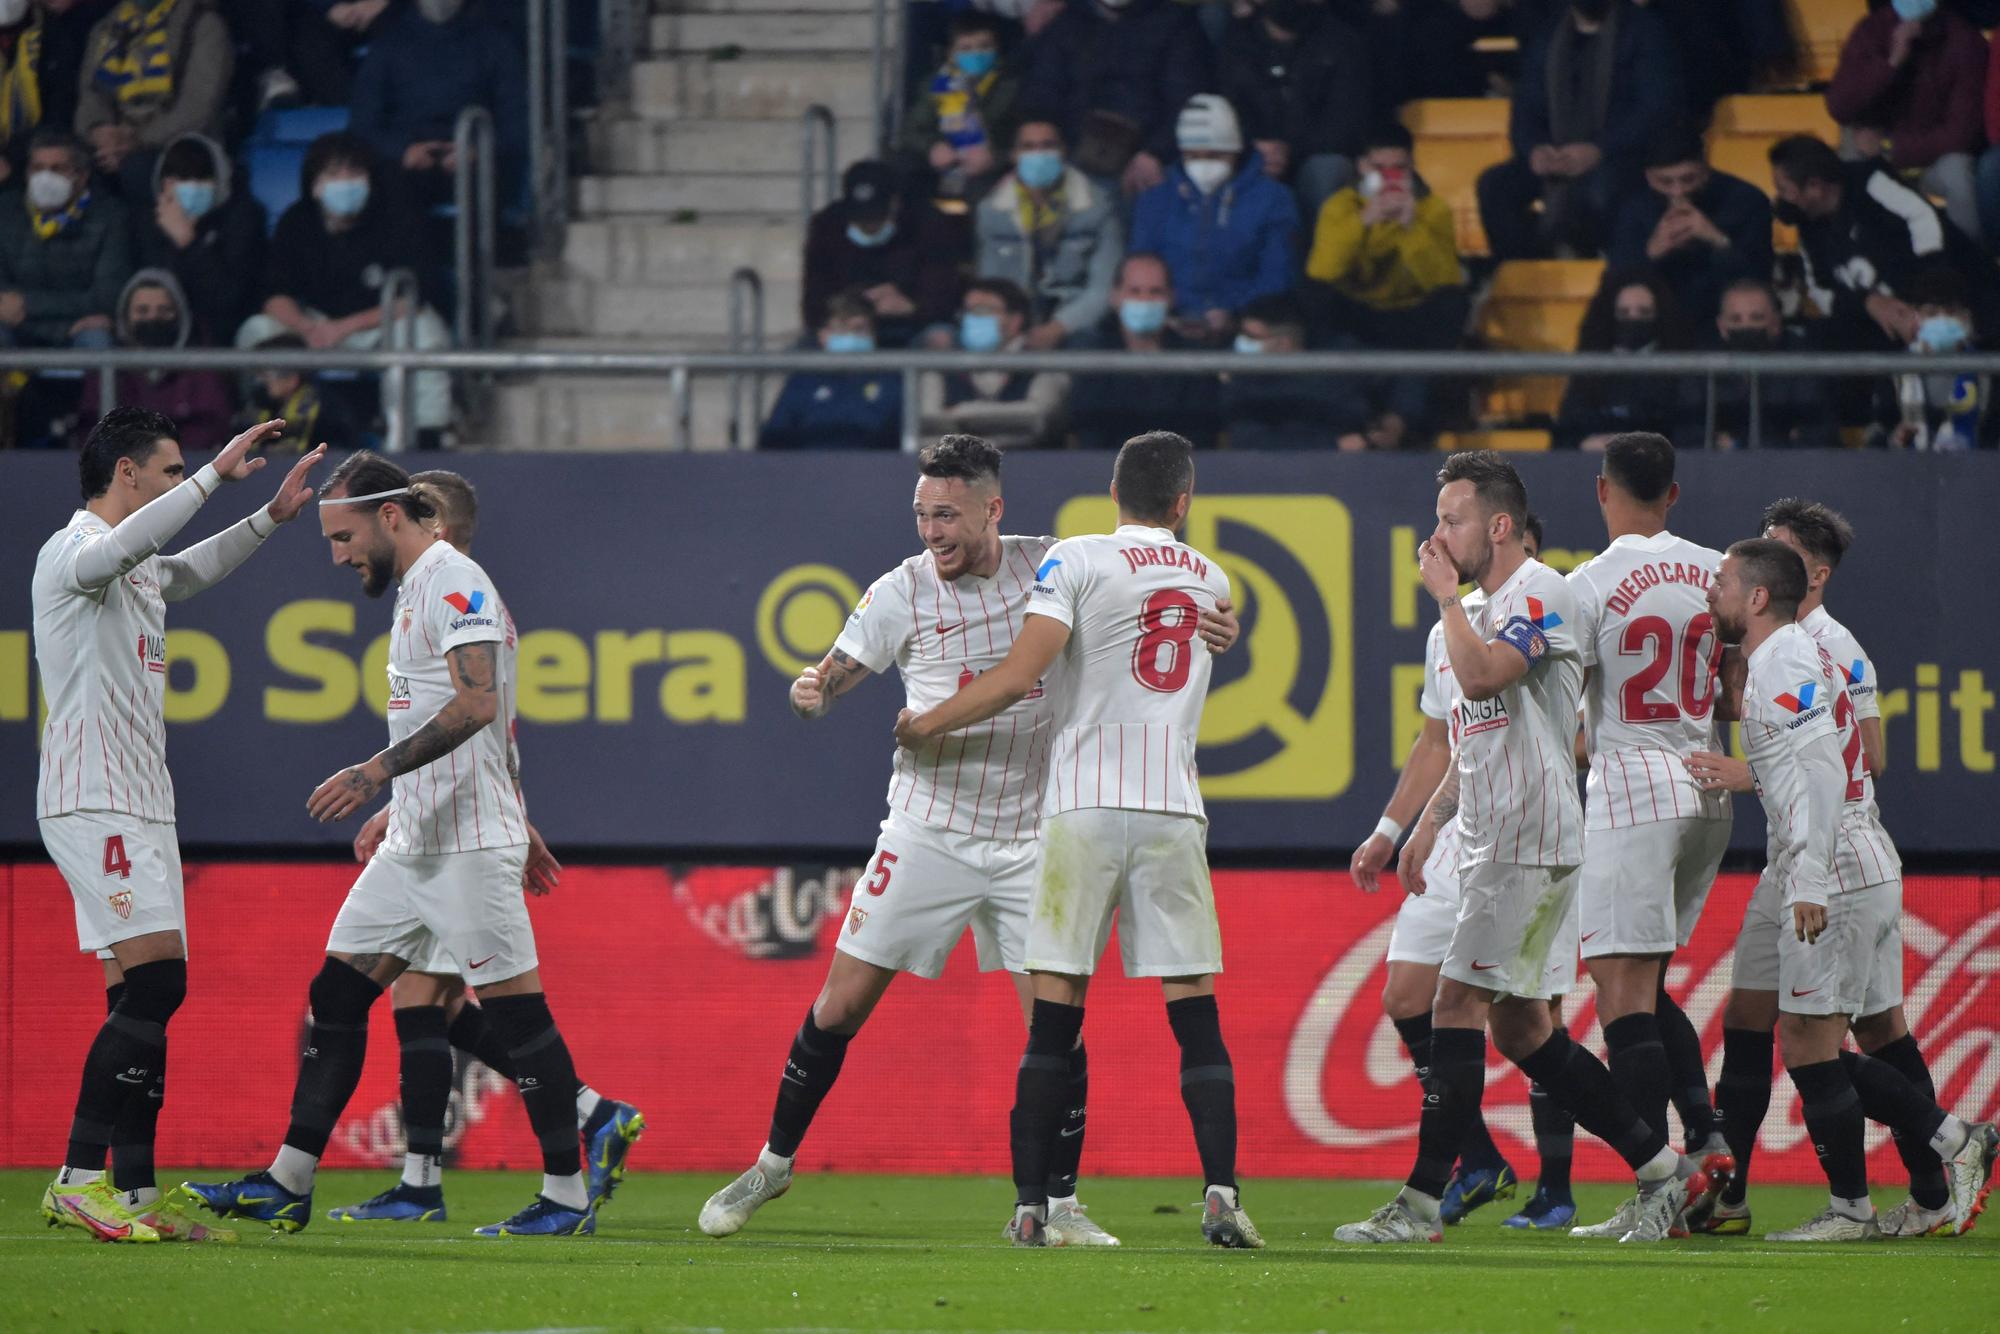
1851, 1008, 1905, 1050
309, 956, 385, 1027
117, 958, 188, 1025
1722, 989, 1775, 1032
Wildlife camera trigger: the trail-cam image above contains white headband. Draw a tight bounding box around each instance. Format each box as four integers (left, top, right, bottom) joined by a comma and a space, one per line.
319, 486, 411, 507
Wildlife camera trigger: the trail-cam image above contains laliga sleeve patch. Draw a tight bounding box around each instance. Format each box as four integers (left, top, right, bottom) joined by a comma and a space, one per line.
1494, 615, 1548, 668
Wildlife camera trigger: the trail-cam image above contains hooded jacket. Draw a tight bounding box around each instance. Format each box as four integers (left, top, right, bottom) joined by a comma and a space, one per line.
79, 265, 234, 449
1129, 151, 1298, 317
136, 130, 265, 341
74, 0, 231, 147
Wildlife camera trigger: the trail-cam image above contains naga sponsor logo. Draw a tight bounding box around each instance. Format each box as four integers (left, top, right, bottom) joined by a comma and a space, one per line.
1603, 560, 1714, 617
958, 662, 1043, 700
137, 631, 166, 674
1456, 695, 1510, 737
386, 672, 412, 711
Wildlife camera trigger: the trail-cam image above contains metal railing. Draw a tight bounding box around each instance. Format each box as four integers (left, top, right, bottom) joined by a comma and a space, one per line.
453, 106, 498, 351
727, 268, 767, 449
377, 268, 424, 451
597, 0, 639, 106
526, 0, 570, 254
870, 0, 901, 154
801, 104, 839, 233
31, 347, 2000, 454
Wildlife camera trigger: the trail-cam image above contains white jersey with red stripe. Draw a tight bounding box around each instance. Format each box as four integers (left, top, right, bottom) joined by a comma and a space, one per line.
1742, 623, 1859, 905
1796, 605, 1900, 889
380, 539, 529, 855
835, 535, 1059, 841
1567, 530, 1732, 829
1418, 595, 1485, 875
1025, 524, 1231, 820
1448, 557, 1586, 868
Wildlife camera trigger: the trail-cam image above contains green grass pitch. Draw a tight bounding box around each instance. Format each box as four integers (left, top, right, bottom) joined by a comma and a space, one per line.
2, 1171, 1995, 1333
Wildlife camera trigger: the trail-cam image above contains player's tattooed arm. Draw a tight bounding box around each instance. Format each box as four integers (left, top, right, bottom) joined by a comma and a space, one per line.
307, 643, 500, 822
1395, 749, 1460, 897
792, 647, 873, 719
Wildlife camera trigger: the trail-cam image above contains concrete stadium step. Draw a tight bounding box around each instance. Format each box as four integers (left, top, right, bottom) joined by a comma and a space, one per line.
631, 56, 875, 121
521, 270, 805, 340
654, 0, 873, 14
649, 10, 874, 54
589, 114, 872, 177
574, 171, 808, 216
481, 369, 778, 452
561, 216, 805, 286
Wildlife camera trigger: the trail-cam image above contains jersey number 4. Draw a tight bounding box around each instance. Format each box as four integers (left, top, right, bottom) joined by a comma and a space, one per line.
1617, 613, 1720, 724
1132, 590, 1199, 693
102, 835, 132, 880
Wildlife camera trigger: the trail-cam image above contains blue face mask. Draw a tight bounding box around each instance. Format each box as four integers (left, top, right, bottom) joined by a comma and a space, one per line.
953, 49, 997, 78
825, 331, 875, 354
1891, 0, 1937, 21
317, 176, 369, 219
960, 311, 1004, 352
1016, 149, 1064, 191
846, 220, 895, 248
1913, 314, 1970, 353
1119, 299, 1168, 335
173, 180, 217, 220
1233, 334, 1264, 354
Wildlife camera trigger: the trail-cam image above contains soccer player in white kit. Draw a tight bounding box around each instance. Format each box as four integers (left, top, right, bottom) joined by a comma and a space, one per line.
699, 435, 1238, 1245
183, 453, 598, 1239
1695, 540, 1995, 1241
1691, 503, 1995, 1238
1352, 517, 1582, 1230
895, 431, 1263, 1250
326, 471, 645, 1226
34, 410, 320, 1245
1562, 432, 1736, 1238
1337, 452, 1705, 1247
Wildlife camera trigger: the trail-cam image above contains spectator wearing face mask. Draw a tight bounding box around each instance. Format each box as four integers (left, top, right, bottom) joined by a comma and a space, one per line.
1554, 266, 1692, 450
0, 0, 117, 186
760, 291, 904, 450
1221, 291, 1371, 449
803, 159, 964, 349
1218, 0, 1373, 218
77, 266, 232, 447
0, 126, 128, 348
1063, 251, 1218, 448
897, 11, 1019, 208
1128, 94, 1299, 345
975, 118, 1123, 350
1476, 0, 1684, 260
1827, 0, 1987, 245
235, 330, 366, 452
1873, 263, 1993, 449
134, 130, 263, 343
74, 0, 232, 202
920, 277, 1068, 450
1607, 128, 1772, 326
235, 131, 453, 438
1672, 277, 1838, 449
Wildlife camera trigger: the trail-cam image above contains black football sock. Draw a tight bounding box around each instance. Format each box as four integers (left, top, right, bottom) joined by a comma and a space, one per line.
106, 960, 185, 1196
69, 959, 184, 1173
1529, 1079, 1575, 1200
1167, 995, 1238, 1191
284, 959, 383, 1158
395, 1006, 453, 1169
765, 1007, 854, 1160
1866, 1035, 1950, 1210
1045, 1040, 1088, 1200
1604, 1012, 1673, 1156
1839, 1048, 1950, 1209
1518, 1031, 1668, 1173
1715, 1026, 1775, 1205
1791, 1058, 1870, 1207
481, 993, 584, 1182
1012, 999, 1085, 1208
1392, 1012, 1433, 1082
446, 1002, 517, 1080
1407, 1027, 1485, 1200
1655, 986, 1717, 1149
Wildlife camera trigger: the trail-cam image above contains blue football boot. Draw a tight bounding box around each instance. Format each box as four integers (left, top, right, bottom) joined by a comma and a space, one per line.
474, 1196, 596, 1237
327, 1182, 447, 1222
1439, 1160, 1518, 1225
1502, 1188, 1579, 1230
177, 1171, 312, 1233
584, 1100, 647, 1209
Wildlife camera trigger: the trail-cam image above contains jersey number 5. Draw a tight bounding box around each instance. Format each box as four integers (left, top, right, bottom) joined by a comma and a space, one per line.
1617, 613, 1720, 724
1132, 590, 1199, 693
102, 835, 132, 880
863, 850, 898, 896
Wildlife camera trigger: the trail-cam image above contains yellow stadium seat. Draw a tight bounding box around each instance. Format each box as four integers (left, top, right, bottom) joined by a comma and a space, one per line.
1475, 260, 1604, 422
1402, 100, 1514, 257
1436, 429, 1552, 452
1784, 0, 1866, 87
1706, 95, 1837, 253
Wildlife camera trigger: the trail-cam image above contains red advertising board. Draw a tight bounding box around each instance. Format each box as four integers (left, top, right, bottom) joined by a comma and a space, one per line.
4, 863, 1997, 1184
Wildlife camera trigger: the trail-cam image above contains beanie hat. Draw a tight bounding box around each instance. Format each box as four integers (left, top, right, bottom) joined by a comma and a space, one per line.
1176, 94, 1243, 154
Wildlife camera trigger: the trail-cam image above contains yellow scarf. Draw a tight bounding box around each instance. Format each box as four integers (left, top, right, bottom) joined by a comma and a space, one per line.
93, 0, 181, 108
29, 187, 89, 241
0, 18, 41, 145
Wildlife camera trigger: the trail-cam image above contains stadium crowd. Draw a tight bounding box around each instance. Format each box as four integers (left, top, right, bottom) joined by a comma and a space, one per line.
772, 0, 2000, 451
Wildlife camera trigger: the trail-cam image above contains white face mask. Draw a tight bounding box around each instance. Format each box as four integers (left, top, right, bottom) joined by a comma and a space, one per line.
417, 0, 464, 21
0, 0, 31, 26
27, 169, 74, 212
1184, 159, 1232, 194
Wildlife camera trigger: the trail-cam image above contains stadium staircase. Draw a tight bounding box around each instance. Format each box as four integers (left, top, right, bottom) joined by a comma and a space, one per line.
484, 0, 877, 450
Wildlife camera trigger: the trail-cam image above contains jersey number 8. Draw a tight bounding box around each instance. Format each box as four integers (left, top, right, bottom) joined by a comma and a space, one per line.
1132, 590, 1199, 693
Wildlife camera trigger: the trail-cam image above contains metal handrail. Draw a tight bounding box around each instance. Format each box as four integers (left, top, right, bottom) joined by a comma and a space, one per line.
526, 0, 570, 255
453, 105, 498, 351
801, 104, 838, 233
598, 0, 638, 106
727, 268, 767, 449
377, 268, 422, 453
870, 0, 903, 154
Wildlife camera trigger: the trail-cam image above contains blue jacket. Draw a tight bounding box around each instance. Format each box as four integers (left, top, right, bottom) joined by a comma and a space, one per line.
1129, 155, 1299, 318
759, 368, 904, 450
350, 5, 528, 202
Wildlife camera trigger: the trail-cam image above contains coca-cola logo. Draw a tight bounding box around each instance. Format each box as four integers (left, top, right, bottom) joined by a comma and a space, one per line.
672, 864, 863, 960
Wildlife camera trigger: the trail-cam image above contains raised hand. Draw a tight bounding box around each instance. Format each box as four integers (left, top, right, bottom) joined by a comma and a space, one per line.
212, 418, 289, 482
266, 443, 328, 523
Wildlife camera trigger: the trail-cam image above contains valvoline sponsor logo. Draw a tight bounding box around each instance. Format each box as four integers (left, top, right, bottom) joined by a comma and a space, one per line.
1525, 595, 1562, 630
1775, 681, 1818, 714
442, 590, 484, 616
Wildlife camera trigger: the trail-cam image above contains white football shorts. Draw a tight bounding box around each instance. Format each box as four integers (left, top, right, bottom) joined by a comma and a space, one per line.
1441, 860, 1581, 1001
326, 845, 537, 985
1025, 807, 1222, 978
40, 812, 185, 957
1386, 828, 1463, 967
1579, 815, 1732, 958
834, 815, 1036, 979
1733, 867, 1903, 1018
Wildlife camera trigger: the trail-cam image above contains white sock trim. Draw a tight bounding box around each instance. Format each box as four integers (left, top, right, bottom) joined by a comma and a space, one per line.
541, 1172, 587, 1211
401, 1152, 441, 1189
56, 1166, 104, 1187
270, 1144, 319, 1196
1636, 1145, 1679, 1184
1931, 1114, 1969, 1157
574, 1085, 603, 1131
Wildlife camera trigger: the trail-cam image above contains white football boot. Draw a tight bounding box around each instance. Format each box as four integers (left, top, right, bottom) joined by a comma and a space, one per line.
1943, 1120, 1999, 1236
1333, 1194, 1441, 1244
1046, 1198, 1121, 1246
1765, 1207, 1883, 1242
697, 1148, 792, 1237
1570, 1195, 1641, 1239
1878, 1197, 1952, 1239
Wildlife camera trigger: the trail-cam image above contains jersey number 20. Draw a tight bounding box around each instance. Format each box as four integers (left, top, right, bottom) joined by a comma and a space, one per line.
1617, 613, 1719, 723
1132, 590, 1199, 693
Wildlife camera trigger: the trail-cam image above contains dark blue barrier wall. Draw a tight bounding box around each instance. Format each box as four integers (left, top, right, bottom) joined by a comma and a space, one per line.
3, 452, 1994, 854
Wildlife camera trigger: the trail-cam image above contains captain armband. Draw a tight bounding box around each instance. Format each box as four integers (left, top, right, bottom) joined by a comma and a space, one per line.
1493, 615, 1548, 668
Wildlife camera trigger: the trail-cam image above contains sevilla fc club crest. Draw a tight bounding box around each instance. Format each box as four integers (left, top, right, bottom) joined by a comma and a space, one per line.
108, 891, 133, 920
400, 606, 413, 634
847, 906, 868, 935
